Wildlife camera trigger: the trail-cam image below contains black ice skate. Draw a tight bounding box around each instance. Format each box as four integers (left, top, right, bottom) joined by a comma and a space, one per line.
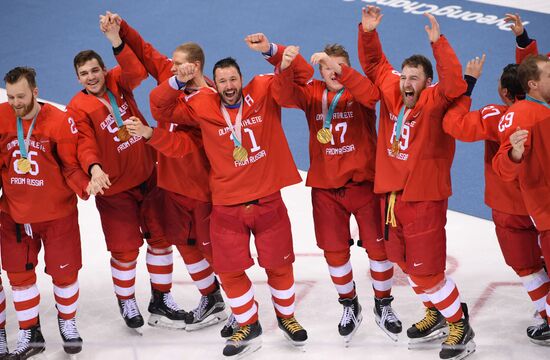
8, 324, 46, 360
222, 321, 262, 358
374, 295, 402, 342
439, 303, 476, 360
221, 313, 239, 338
57, 316, 83, 355
338, 296, 363, 346
277, 316, 308, 347
407, 306, 448, 349
185, 288, 227, 331
147, 288, 187, 330
0, 328, 7, 359
118, 297, 144, 334
527, 319, 550, 346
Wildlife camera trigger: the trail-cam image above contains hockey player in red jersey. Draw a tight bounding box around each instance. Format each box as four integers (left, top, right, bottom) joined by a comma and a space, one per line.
359, 6, 475, 359
444, 55, 550, 344
271, 43, 400, 343
150, 33, 313, 357
0, 67, 93, 358
66, 17, 187, 333
97, 11, 229, 333
493, 54, 550, 345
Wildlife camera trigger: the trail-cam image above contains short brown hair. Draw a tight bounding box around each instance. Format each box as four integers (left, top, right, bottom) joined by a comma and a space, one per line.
174, 42, 205, 71
73, 50, 106, 74
323, 44, 350, 66
4, 66, 37, 88
518, 54, 549, 92
402, 55, 433, 80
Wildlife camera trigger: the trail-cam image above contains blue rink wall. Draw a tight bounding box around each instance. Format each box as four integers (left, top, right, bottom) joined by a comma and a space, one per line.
1, 0, 549, 220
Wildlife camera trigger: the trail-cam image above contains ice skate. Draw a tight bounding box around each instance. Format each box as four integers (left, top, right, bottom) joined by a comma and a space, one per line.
185, 288, 227, 331
8, 324, 45, 360
527, 319, 550, 346
57, 316, 82, 355
277, 316, 308, 347
221, 313, 239, 338
373, 296, 402, 342
118, 297, 144, 335
338, 296, 363, 346
407, 307, 448, 349
147, 288, 187, 330
222, 321, 262, 358
439, 304, 476, 360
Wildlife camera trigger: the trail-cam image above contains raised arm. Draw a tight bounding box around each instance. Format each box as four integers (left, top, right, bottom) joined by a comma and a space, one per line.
271, 46, 311, 110
100, 16, 148, 91
504, 13, 539, 64
103, 11, 174, 83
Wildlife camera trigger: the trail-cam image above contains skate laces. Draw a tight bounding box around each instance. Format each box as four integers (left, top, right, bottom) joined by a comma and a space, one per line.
224, 314, 239, 331
0, 329, 7, 354
528, 321, 549, 336
340, 303, 357, 327
162, 292, 183, 312
229, 324, 251, 343
415, 307, 439, 331
444, 320, 464, 346
59, 317, 80, 340
380, 303, 400, 325
122, 298, 141, 319
280, 317, 304, 334
13, 328, 32, 354
191, 295, 209, 320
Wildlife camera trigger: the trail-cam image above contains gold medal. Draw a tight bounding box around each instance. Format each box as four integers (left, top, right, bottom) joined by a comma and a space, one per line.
117, 125, 131, 142
233, 146, 248, 162
391, 140, 400, 155
17, 157, 31, 174
316, 127, 332, 144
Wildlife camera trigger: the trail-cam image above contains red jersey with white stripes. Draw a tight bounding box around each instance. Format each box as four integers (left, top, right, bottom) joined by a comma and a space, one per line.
0, 103, 89, 223
150, 75, 303, 205
66, 44, 155, 196
358, 28, 466, 201
443, 96, 528, 215
273, 62, 378, 189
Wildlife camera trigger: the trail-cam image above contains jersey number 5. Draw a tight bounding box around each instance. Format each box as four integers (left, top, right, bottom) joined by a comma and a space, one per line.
12, 150, 39, 175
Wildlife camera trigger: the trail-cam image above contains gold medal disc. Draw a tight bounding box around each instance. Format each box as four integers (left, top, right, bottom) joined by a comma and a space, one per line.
391, 140, 400, 155
17, 157, 31, 174
233, 146, 248, 162
316, 127, 332, 144
117, 126, 131, 142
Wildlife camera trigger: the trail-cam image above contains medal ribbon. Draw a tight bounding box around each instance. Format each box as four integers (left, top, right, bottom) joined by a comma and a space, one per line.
220, 102, 244, 148
393, 106, 412, 148
16, 112, 39, 159
525, 95, 550, 109
321, 88, 345, 130
95, 90, 125, 128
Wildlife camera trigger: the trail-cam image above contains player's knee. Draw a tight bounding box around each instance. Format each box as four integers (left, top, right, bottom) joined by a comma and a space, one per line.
111, 249, 139, 264
265, 264, 293, 278
323, 249, 351, 267
52, 272, 78, 287
409, 272, 445, 293
7, 270, 37, 288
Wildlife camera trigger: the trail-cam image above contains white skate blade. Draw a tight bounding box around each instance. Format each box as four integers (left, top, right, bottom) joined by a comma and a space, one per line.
408, 328, 449, 350
234, 337, 262, 359
444, 340, 476, 360
343, 313, 363, 347
125, 326, 144, 336
282, 332, 307, 350
148, 313, 186, 330
374, 318, 399, 342
185, 311, 228, 331
529, 338, 550, 346
68, 354, 79, 360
